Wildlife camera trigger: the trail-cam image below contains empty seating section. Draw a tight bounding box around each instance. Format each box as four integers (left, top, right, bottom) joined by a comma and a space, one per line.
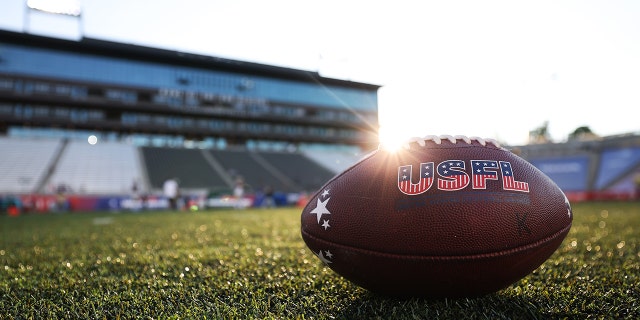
529, 156, 590, 192
50, 141, 142, 194
260, 152, 336, 192
594, 147, 640, 189
209, 149, 289, 192
141, 147, 227, 189
5, 134, 640, 197
0, 137, 61, 193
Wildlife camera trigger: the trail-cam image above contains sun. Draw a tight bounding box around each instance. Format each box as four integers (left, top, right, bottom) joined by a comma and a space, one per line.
378, 125, 412, 151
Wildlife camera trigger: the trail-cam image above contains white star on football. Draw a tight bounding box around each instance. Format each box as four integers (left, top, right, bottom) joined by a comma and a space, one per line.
310, 197, 331, 223
321, 189, 330, 198
321, 219, 330, 230
324, 250, 333, 259
563, 194, 572, 217
316, 250, 333, 264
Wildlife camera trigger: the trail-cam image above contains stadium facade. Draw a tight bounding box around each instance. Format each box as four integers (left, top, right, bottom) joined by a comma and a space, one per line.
514, 134, 640, 202
0, 29, 380, 150
0, 29, 381, 212
1, 28, 639, 214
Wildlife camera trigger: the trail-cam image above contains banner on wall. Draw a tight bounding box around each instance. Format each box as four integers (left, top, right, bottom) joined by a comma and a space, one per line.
15, 194, 171, 213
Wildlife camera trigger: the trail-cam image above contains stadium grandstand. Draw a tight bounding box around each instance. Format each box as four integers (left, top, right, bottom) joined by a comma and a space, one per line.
1, 28, 640, 214
0, 29, 377, 212
515, 133, 640, 202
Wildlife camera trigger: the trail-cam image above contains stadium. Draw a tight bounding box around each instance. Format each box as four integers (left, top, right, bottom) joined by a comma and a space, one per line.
2, 27, 639, 213
0, 28, 380, 213
1, 2, 639, 319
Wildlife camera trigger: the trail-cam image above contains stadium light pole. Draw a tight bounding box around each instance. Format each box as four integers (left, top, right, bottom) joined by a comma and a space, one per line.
23, 0, 84, 39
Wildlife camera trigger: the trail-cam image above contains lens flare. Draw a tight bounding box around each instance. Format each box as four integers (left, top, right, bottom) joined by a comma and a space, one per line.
378, 125, 409, 151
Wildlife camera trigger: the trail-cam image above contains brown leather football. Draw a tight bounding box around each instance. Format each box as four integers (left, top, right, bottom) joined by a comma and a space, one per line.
301, 135, 572, 297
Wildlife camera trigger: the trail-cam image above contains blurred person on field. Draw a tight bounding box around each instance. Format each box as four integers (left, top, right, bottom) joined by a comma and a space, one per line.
55, 183, 70, 212
262, 185, 275, 208
163, 177, 179, 210
233, 177, 245, 209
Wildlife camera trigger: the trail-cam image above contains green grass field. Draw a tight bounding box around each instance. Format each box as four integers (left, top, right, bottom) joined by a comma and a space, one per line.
1, 202, 639, 319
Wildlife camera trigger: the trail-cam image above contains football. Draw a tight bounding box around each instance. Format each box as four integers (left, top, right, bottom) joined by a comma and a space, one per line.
301, 135, 573, 298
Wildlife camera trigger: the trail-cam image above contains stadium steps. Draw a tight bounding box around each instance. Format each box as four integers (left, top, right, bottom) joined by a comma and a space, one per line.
595, 147, 640, 190
258, 151, 337, 192
249, 152, 300, 191
34, 138, 69, 193
200, 149, 235, 188
586, 152, 601, 191
141, 147, 229, 191
135, 147, 152, 192
601, 161, 640, 190
0, 137, 62, 193
208, 149, 291, 193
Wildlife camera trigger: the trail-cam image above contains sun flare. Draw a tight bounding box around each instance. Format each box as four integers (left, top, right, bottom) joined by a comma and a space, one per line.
378, 125, 412, 152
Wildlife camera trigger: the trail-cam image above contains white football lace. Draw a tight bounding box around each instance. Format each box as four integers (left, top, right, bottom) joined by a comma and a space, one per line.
401, 135, 501, 149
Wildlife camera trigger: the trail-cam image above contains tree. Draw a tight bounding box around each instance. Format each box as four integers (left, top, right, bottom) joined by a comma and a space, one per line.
568, 126, 599, 141
529, 121, 551, 144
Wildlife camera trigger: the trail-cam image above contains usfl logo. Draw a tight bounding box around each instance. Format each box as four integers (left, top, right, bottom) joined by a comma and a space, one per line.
397, 160, 529, 195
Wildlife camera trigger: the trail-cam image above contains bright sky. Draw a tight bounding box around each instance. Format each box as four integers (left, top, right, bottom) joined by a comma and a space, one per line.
2, 0, 640, 146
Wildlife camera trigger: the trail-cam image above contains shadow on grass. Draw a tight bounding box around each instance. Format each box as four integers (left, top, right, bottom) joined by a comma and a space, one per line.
334, 291, 548, 320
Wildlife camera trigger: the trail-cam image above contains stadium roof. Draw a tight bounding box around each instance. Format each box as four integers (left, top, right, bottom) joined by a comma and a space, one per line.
0, 29, 381, 91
